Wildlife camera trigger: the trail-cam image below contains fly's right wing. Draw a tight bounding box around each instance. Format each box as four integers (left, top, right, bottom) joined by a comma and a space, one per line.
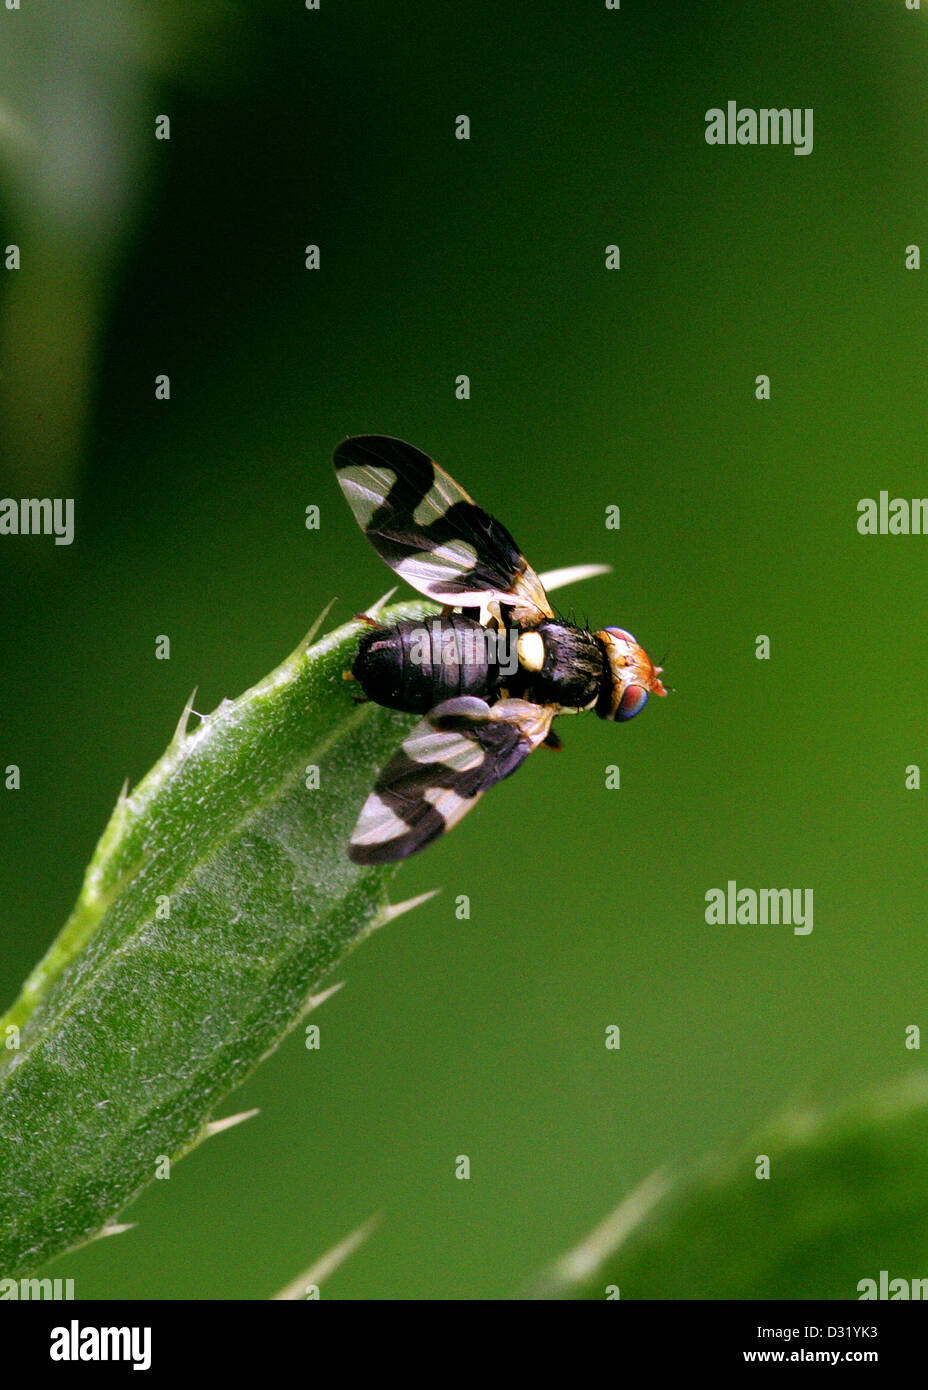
348, 696, 557, 863
334, 434, 553, 624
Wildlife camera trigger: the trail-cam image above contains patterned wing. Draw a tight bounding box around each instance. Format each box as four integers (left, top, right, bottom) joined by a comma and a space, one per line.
334, 434, 553, 623
348, 696, 557, 863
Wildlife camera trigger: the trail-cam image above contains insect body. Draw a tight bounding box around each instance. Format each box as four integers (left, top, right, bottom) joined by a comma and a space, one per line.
335, 434, 667, 862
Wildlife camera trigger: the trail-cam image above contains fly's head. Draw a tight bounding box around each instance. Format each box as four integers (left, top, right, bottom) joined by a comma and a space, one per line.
594, 626, 667, 721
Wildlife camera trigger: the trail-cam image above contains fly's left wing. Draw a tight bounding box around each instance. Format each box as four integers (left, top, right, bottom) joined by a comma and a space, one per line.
334, 434, 553, 624
348, 696, 557, 864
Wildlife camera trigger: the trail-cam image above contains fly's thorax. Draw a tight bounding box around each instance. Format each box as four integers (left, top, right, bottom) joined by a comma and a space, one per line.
513, 620, 604, 709
594, 626, 667, 721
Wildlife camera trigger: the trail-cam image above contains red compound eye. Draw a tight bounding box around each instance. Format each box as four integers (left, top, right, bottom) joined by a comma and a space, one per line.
617, 684, 648, 721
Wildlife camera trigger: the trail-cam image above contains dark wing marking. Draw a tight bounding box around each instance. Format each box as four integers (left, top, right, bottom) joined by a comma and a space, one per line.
334, 434, 553, 622
348, 696, 557, 863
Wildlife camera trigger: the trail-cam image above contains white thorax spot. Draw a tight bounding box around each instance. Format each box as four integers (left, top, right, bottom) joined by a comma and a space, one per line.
517, 630, 545, 673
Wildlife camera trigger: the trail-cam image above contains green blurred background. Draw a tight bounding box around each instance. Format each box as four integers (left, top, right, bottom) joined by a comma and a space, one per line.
1, 0, 926, 1298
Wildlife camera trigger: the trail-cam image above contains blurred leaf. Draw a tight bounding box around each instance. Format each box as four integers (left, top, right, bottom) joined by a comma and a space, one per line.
530, 1074, 928, 1299
0, 599, 434, 1277
0, 0, 249, 493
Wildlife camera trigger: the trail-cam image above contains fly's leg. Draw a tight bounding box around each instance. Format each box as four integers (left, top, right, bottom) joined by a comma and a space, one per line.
343, 659, 369, 701
342, 669, 370, 703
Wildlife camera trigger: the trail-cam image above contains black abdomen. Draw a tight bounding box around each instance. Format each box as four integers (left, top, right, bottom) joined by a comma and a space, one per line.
354, 616, 506, 713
